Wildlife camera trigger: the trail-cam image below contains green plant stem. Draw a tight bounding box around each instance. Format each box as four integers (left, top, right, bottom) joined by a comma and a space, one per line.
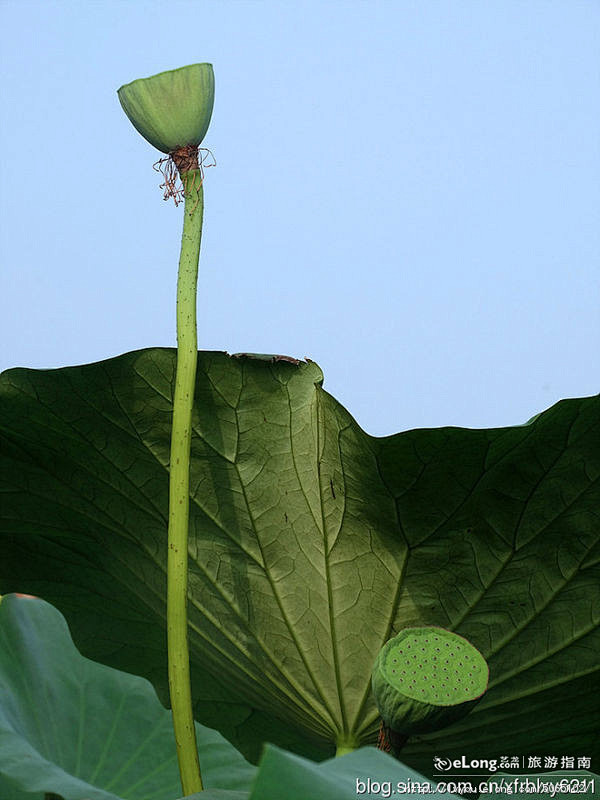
167, 169, 204, 796
335, 734, 359, 757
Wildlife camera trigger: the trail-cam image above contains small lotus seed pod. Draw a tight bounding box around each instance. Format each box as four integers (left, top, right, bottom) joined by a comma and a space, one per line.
117, 63, 214, 154
371, 626, 489, 736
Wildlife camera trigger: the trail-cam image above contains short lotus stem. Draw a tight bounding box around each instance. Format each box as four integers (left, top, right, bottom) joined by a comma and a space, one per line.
335, 734, 359, 757
376, 722, 408, 758
167, 164, 204, 795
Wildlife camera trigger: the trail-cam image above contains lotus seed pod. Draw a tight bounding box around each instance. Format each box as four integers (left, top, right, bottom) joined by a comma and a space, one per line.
371, 627, 489, 735
117, 63, 214, 154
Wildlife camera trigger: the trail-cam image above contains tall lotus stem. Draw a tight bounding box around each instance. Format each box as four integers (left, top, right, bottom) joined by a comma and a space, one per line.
167, 161, 204, 794
118, 63, 214, 796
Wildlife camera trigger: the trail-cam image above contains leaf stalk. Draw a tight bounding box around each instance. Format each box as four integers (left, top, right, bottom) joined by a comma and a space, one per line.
335, 734, 359, 757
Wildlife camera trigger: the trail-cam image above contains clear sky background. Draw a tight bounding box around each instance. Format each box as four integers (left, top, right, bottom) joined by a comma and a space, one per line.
1, 0, 598, 437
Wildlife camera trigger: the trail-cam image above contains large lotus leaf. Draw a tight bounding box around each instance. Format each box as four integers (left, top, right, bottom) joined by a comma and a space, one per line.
185, 745, 465, 800
0, 594, 256, 800
0, 349, 598, 769
0, 775, 42, 800
184, 745, 464, 800
247, 744, 463, 800
484, 772, 599, 799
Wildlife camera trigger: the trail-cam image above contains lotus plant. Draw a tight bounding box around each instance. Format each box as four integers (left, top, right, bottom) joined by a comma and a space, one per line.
118, 62, 215, 796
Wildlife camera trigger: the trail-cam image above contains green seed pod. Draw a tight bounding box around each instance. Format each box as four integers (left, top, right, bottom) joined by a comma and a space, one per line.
117, 63, 214, 154
371, 627, 489, 735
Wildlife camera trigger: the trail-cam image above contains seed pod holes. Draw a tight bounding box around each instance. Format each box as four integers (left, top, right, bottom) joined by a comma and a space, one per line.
371, 626, 489, 735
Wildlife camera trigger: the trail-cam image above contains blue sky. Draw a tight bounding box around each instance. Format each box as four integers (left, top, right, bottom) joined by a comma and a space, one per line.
1, 0, 598, 436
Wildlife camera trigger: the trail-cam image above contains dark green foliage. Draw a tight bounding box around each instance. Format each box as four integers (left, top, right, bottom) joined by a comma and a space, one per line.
0, 349, 598, 770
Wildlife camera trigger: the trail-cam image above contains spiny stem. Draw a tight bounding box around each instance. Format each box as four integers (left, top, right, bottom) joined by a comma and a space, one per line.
167, 168, 204, 796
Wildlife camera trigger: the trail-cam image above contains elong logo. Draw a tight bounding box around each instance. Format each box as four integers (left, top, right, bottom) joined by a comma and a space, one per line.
434, 756, 500, 773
